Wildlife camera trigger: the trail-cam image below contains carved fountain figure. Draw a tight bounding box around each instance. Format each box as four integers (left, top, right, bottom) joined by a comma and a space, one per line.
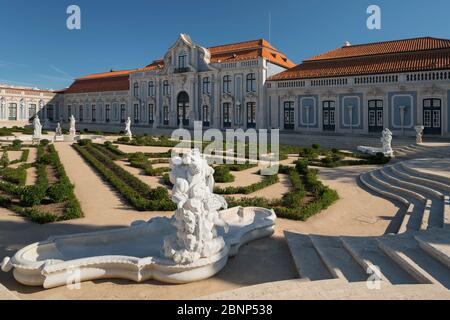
1, 149, 276, 288
163, 149, 229, 264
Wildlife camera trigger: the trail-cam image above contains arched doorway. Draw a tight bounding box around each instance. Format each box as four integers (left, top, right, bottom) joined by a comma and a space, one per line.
177, 91, 190, 126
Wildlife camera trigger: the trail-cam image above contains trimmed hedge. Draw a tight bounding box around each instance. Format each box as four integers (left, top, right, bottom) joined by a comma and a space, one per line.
0, 151, 9, 168
227, 159, 339, 221
213, 166, 235, 183
0, 166, 27, 185
214, 174, 279, 195
74, 143, 175, 211
0, 144, 84, 223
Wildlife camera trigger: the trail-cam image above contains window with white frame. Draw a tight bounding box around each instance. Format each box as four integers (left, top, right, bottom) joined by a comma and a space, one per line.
79, 105, 83, 122
134, 104, 139, 124
120, 104, 126, 123
223, 75, 232, 94
148, 81, 155, 97
91, 104, 96, 122
148, 104, 154, 124
246, 73, 256, 92
202, 77, 211, 95
178, 53, 187, 69
133, 82, 139, 97
163, 80, 170, 96
105, 104, 111, 122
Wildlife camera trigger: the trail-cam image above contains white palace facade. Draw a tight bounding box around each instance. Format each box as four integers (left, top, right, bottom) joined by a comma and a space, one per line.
1, 34, 450, 137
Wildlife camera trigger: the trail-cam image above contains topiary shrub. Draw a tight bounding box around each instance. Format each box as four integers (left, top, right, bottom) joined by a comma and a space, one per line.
214, 166, 235, 183
12, 139, 22, 149
47, 182, 74, 203
0, 151, 9, 168
40, 139, 50, 147
78, 139, 92, 146
312, 144, 321, 150
20, 185, 46, 206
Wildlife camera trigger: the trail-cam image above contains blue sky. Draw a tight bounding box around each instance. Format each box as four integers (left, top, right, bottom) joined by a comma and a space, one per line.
1, 0, 449, 89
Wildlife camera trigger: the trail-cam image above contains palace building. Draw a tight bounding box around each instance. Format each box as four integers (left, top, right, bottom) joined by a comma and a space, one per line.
267, 37, 450, 137
1, 34, 450, 137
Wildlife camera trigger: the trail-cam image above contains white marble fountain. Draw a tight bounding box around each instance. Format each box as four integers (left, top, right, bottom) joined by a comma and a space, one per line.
1, 149, 276, 289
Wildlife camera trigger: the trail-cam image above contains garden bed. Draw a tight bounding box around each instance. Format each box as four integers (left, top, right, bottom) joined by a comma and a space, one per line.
74, 141, 175, 212
0, 142, 82, 224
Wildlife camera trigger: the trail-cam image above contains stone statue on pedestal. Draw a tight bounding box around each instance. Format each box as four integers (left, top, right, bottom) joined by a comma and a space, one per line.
69, 115, 76, 136
125, 117, 132, 139
33, 116, 42, 140
163, 149, 229, 265
381, 128, 393, 156
55, 122, 62, 136
415, 126, 424, 144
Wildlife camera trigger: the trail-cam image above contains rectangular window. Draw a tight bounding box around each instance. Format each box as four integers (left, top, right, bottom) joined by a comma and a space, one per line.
105, 104, 111, 122
134, 104, 139, 124
78, 105, 83, 122
113, 102, 119, 121
92, 105, 96, 122
9, 103, 17, 121
149, 104, 154, 124
163, 106, 169, 125
179, 55, 186, 69
247, 102, 256, 127
246, 73, 256, 92
223, 103, 231, 127
120, 104, 126, 123
67, 105, 72, 121
202, 105, 210, 126
148, 82, 155, 97
29, 104, 37, 120
47, 105, 54, 121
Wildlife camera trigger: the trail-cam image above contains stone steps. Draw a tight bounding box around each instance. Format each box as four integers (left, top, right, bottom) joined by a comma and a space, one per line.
371, 170, 426, 202
378, 234, 450, 289
359, 159, 450, 233
308, 235, 368, 282
391, 164, 450, 193
359, 172, 409, 206
401, 162, 450, 185
201, 279, 450, 300
381, 166, 444, 199
208, 228, 450, 300
284, 231, 333, 281
414, 229, 450, 269
341, 236, 418, 285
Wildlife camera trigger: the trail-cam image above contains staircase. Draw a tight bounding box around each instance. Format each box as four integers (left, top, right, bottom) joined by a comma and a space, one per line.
359, 159, 450, 234
394, 144, 450, 160
203, 157, 450, 300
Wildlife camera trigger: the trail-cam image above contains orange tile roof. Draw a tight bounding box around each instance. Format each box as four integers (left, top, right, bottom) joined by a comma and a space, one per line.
75, 69, 136, 80
64, 38, 295, 93
269, 37, 450, 81
305, 37, 450, 61
209, 39, 295, 68
65, 73, 130, 94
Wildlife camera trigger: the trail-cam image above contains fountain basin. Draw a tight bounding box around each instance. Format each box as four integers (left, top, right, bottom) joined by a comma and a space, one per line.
1, 207, 275, 289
